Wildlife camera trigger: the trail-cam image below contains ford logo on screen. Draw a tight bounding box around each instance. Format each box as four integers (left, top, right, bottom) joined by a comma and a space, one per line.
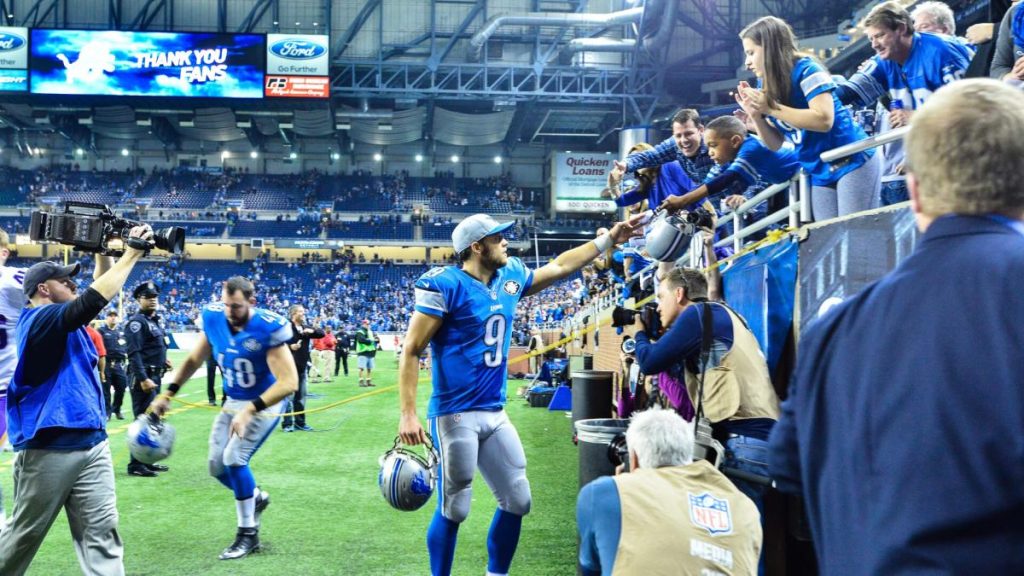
270, 39, 326, 60
0, 32, 26, 52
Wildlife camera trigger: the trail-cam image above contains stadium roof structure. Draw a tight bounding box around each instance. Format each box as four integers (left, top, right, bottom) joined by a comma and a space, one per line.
0, 0, 906, 156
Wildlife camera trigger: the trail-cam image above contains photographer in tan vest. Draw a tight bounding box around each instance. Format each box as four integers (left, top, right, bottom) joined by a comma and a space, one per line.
577, 409, 761, 575
625, 267, 779, 527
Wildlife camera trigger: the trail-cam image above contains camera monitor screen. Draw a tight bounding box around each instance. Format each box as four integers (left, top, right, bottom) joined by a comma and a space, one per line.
30, 29, 264, 98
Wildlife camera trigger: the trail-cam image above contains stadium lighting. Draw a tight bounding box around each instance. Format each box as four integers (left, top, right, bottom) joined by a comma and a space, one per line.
494, 155, 502, 164
221, 151, 230, 160
331, 152, 341, 161
451, 155, 459, 163
250, 151, 259, 159
121, 148, 130, 156
415, 154, 423, 162
373, 153, 383, 162
75, 148, 84, 156
289, 152, 298, 160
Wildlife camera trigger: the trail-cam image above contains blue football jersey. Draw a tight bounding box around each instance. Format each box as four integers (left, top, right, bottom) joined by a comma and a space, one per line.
414, 257, 534, 418
854, 32, 971, 111
763, 57, 872, 187
724, 136, 801, 187
202, 304, 293, 401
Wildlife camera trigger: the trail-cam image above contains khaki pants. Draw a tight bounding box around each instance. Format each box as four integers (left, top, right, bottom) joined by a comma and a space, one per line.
0, 440, 124, 576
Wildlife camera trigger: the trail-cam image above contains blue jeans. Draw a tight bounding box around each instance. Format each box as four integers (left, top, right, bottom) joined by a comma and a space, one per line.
724, 435, 770, 575
880, 179, 909, 206
723, 435, 770, 515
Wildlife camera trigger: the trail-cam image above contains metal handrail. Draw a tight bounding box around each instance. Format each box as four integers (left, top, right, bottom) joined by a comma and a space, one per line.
820, 125, 909, 163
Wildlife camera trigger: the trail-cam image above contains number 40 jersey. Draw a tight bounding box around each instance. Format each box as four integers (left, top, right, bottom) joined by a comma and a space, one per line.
202, 304, 293, 401
414, 257, 534, 418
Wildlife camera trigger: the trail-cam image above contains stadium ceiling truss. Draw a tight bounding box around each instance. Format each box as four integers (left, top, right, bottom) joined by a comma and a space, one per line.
0, 0, 672, 124
0, 0, 869, 150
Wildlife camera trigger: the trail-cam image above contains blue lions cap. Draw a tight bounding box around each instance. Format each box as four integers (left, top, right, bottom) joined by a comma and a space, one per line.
451, 214, 514, 254
23, 261, 80, 298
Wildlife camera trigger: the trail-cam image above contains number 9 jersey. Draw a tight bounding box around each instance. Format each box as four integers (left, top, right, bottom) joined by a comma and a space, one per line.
202, 304, 294, 401
414, 257, 534, 418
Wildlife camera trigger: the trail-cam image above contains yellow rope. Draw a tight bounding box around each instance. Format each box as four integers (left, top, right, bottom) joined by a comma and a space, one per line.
168, 381, 403, 417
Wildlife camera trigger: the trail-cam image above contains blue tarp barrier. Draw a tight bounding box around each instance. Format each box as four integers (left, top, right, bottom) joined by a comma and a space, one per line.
721, 238, 798, 373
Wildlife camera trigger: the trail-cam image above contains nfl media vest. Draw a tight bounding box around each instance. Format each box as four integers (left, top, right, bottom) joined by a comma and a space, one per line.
684, 305, 780, 423
7, 305, 106, 447
611, 460, 761, 575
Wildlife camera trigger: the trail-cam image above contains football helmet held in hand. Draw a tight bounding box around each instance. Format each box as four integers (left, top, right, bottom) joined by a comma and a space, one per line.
645, 208, 715, 262
126, 413, 176, 464
378, 434, 439, 512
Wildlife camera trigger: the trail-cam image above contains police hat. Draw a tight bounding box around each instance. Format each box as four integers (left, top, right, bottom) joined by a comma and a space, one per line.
132, 281, 161, 299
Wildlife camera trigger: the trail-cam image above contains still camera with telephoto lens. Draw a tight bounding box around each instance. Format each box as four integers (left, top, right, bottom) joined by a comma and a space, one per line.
29, 202, 186, 257
611, 302, 661, 335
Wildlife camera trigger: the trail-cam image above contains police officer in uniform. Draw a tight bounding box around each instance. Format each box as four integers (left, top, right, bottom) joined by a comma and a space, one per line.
334, 326, 351, 377
97, 310, 128, 421
125, 281, 172, 477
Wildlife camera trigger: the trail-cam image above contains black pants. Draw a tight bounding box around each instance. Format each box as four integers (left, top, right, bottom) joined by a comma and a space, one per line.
282, 366, 308, 428
335, 350, 349, 376
129, 371, 161, 468
104, 363, 127, 416
206, 358, 219, 404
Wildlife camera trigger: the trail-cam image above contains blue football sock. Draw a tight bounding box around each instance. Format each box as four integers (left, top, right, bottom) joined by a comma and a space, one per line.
427, 508, 459, 576
486, 508, 523, 575
226, 464, 256, 500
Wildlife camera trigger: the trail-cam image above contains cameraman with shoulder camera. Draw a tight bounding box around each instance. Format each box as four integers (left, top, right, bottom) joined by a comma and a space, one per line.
0, 225, 153, 576
577, 409, 761, 576
627, 267, 780, 518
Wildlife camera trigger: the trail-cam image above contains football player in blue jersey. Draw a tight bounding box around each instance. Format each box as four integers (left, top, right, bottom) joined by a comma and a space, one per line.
151, 276, 298, 560
736, 16, 883, 222
397, 213, 641, 576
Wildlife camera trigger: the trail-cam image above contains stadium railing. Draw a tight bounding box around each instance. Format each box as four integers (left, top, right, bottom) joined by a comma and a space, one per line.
555, 126, 914, 336
711, 125, 911, 254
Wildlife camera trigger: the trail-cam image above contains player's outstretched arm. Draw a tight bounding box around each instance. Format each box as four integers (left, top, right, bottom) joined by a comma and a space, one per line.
398, 311, 443, 446
525, 214, 644, 297
150, 333, 212, 416
230, 344, 300, 438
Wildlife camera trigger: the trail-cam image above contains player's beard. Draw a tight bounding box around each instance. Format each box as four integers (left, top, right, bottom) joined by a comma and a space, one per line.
228, 307, 250, 329
481, 242, 508, 270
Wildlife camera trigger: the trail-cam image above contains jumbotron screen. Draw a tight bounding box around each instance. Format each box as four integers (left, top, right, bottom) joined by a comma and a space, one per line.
30, 30, 264, 98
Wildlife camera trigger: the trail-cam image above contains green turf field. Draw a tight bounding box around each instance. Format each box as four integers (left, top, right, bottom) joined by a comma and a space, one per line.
0, 350, 580, 575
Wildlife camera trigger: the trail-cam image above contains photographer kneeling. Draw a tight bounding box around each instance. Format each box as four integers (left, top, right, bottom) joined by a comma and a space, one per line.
0, 225, 153, 576
577, 409, 761, 575
628, 268, 780, 514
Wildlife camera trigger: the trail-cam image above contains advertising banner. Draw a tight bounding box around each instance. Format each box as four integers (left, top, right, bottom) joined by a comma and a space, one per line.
550, 152, 617, 213
0, 27, 28, 92
266, 34, 329, 76
30, 30, 264, 98
265, 75, 329, 98
0, 27, 28, 69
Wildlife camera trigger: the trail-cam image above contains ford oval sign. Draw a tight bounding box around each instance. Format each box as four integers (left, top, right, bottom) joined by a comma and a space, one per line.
0, 32, 25, 52
269, 39, 326, 60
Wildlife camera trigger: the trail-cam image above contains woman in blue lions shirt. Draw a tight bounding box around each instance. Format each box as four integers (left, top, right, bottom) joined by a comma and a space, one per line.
736, 16, 882, 221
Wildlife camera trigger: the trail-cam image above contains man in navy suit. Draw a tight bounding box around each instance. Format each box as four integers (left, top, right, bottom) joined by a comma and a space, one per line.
769, 79, 1024, 575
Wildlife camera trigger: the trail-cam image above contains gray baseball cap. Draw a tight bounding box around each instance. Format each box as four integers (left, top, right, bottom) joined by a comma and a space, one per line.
24, 261, 81, 298
451, 214, 514, 254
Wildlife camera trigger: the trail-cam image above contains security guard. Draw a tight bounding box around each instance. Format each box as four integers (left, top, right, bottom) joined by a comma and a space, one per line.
97, 310, 128, 421
125, 281, 172, 477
